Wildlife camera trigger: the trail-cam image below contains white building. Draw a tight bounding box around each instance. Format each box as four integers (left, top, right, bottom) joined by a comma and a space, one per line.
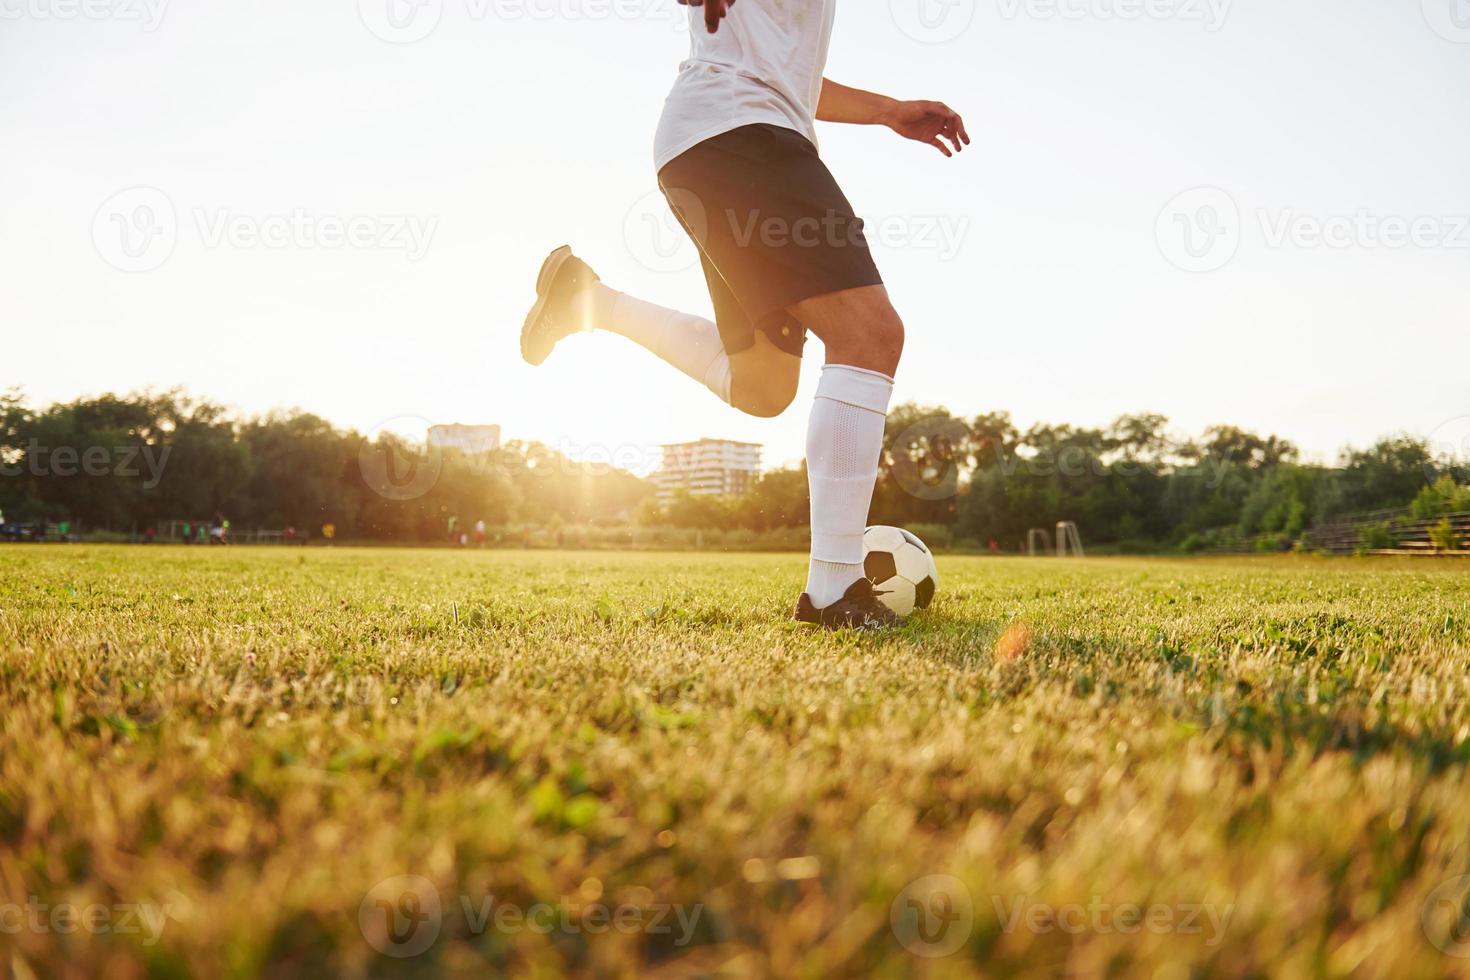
654, 439, 762, 502
427, 424, 501, 455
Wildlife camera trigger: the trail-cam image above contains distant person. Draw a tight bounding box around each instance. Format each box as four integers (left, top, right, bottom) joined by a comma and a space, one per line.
519, 0, 967, 628
474, 519, 487, 547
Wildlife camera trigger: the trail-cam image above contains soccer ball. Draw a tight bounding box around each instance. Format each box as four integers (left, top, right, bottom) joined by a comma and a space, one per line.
863, 525, 939, 617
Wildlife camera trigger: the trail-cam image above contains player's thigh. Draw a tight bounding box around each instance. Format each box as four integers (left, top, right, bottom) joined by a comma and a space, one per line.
787, 284, 904, 375
728, 333, 801, 418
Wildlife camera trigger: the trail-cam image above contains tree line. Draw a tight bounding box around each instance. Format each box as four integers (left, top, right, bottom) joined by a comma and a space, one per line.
2, 389, 1464, 549
0, 390, 646, 541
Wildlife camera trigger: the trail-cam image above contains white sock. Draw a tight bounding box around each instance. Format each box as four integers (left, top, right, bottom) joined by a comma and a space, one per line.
804, 364, 894, 607
588, 283, 731, 404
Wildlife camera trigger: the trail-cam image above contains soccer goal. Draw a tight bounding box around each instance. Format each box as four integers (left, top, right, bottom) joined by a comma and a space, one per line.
1026, 528, 1052, 556
1056, 521, 1085, 557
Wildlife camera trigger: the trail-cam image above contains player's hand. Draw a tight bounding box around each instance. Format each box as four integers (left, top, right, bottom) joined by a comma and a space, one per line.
880, 100, 970, 157
677, 0, 736, 34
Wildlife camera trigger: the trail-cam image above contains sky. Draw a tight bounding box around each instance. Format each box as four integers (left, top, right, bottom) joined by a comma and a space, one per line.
3, 0, 1468, 474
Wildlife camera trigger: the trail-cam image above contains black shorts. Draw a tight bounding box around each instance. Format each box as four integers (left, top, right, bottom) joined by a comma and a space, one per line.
657, 124, 884, 357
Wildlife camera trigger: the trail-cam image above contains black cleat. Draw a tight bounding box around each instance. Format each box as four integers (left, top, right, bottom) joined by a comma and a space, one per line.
520, 245, 601, 366
793, 577, 904, 631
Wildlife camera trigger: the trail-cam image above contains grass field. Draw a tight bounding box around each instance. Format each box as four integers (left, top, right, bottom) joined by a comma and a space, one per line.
4, 546, 1470, 978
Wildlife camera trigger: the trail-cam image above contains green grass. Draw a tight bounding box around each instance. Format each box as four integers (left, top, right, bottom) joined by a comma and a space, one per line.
4, 546, 1470, 977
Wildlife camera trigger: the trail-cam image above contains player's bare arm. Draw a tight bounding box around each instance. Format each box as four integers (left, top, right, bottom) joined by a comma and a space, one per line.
816, 79, 971, 158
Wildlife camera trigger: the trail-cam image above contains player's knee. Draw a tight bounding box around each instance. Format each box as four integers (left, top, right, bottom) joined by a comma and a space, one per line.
733, 374, 799, 418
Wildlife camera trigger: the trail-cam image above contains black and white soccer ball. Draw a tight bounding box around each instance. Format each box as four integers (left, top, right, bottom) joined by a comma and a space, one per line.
862, 525, 939, 617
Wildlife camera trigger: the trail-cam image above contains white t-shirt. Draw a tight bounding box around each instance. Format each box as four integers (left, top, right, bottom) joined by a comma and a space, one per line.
654, 0, 837, 172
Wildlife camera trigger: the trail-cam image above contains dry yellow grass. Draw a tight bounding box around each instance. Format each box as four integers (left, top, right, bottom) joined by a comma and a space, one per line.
3, 546, 1470, 977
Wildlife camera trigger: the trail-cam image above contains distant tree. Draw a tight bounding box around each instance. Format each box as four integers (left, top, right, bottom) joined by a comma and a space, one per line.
1195, 425, 1297, 470
1337, 436, 1434, 514
665, 490, 733, 530
875, 403, 974, 528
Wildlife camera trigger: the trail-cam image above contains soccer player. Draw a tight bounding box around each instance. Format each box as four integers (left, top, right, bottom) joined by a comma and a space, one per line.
521, 0, 967, 628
